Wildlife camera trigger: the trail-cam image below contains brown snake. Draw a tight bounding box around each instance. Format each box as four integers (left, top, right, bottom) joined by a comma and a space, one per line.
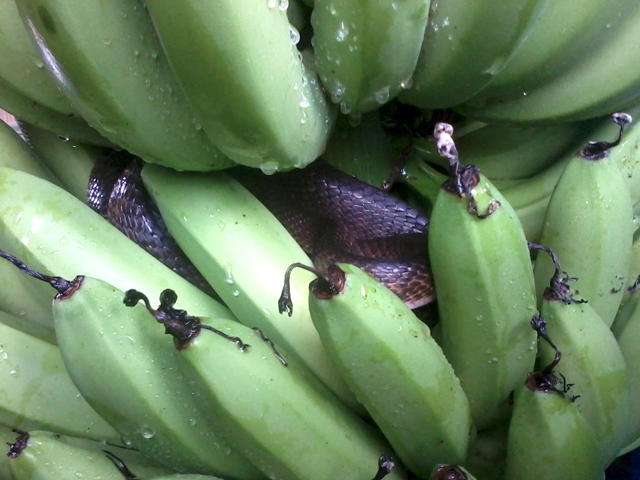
88, 151, 434, 309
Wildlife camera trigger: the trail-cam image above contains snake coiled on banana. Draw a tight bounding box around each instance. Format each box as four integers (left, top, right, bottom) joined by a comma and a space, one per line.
88, 152, 434, 308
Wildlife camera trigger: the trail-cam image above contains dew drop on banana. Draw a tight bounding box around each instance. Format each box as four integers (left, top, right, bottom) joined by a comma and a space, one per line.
375, 86, 390, 104
289, 25, 300, 45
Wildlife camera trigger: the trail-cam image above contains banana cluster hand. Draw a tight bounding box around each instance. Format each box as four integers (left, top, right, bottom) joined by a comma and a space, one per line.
3, 1, 640, 478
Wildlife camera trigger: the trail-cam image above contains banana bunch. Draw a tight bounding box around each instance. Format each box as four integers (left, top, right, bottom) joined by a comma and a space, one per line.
4, 0, 640, 478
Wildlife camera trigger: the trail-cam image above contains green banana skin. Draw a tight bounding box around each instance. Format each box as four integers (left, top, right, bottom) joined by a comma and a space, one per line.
20, 122, 101, 202
0, 75, 111, 146
0, 0, 76, 116
307, 263, 473, 479
463, 423, 508, 480
7, 430, 175, 480
0, 308, 55, 345
538, 294, 630, 468
0, 423, 15, 480
140, 163, 362, 414
0, 167, 231, 319
45, 274, 264, 478
311, 0, 430, 115
399, 0, 549, 109
462, 0, 638, 118
611, 290, 640, 451
0, 117, 59, 184
502, 376, 603, 480
533, 119, 634, 328
15, 0, 233, 172
457, 3, 640, 124
145, 0, 335, 171
427, 171, 538, 430
136, 302, 407, 480
0, 313, 121, 444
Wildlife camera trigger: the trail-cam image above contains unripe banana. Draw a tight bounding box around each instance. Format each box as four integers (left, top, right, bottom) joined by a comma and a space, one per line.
144, 0, 336, 171
311, 0, 430, 115
0, 166, 230, 318
533, 113, 635, 328
0, 76, 110, 146
14, 0, 233, 171
0, 252, 265, 479
20, 122, 101, 202
140, 163, 361, 412
292, 262, 472, 478
7, 430, 175, 480
537, 265, 629, 467
611, 288, 640, 451
0, 0, 76, 116
399, 0, 548, 109
0, 310, 120, 443
427, 125, 537, 430
502, 367, 602, 479
126, 288, 407, 480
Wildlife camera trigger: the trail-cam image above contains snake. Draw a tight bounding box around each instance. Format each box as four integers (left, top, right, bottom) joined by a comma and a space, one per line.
87, 151, 434, 309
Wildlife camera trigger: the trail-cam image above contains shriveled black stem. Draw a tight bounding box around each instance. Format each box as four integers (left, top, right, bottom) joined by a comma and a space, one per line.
579, 112, 632, 160
278, 262, 343, 317
104, 451, 138, 479
252, 328, 288, 366
0, 249, 73, 295
371, 454, 395, 480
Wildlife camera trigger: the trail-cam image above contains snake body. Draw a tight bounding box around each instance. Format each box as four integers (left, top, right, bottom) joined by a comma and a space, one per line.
88, 153, 434, 308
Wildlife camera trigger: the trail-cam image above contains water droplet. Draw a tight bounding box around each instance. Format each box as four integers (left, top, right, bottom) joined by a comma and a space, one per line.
102, 38, 112, 45
335, 22, 349, 42
278, 0, 289, 10
299, 93, 310, 108
329, 4, 337, 15
223, 261, 234, 284
218, 222, 226, 231
374, 86, 390, 104
267, 0, 277, 8
233, 290, 240, 297
259, 160, 280, 175
289, 25, 300, 45
339, 102, 351, 114
139, 426, 155, 439
189, 418, 197, 426
400, 77, 413, 89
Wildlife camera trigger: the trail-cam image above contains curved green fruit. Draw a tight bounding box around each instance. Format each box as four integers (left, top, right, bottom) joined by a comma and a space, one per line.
145, 0, 336, 171
42, 274, 263, 478
457, 3, 640, 123
15, 0, 233, 171
7, 431, 174, 480
428, 154, 537, 429
399, 0, 549, 109
502, 372, 602, 479
533, 115, 634, 327
127, 291, 407, 480
0, 0, 75, 116
0, 167, 231, 319
306, 263, 473, 478
140, 163, 361, 413
311, 0, 430, 115
0, 313, 120, 443
0, 76, 111, 146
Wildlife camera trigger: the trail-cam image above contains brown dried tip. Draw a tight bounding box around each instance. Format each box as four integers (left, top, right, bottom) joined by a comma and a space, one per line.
7, 431, 29, 458
578, 112, 632, 160
431, 464, 468, 480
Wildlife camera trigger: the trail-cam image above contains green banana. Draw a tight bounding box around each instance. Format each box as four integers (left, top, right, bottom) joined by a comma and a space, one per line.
0, 75, 111, 146
293, 262, 473, 478
0, 423, 15, 480
0, 311, 120, 443
20, 122, 101, 202
462, 0, 638, 116
427, 125, 538, 430
463, 423, 508, 480
14, 0, 233, 172
126, 288, 407, 480
502, 323, 603, 480
457, 3, 640, 123
413, 118, 601, 181
144, 0, 336, 171
140, 163, 361, 413
0, 115, 59, 183
398, 0, 548, 109
536, 261, 630, 468
0, 0, 76, 116
0, 252, 265, 479
7, 430, 175, 480
0, 166, 230, 319
611, 288, 640, 452
533, 113, 635, 327
311, 0, 430, 115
